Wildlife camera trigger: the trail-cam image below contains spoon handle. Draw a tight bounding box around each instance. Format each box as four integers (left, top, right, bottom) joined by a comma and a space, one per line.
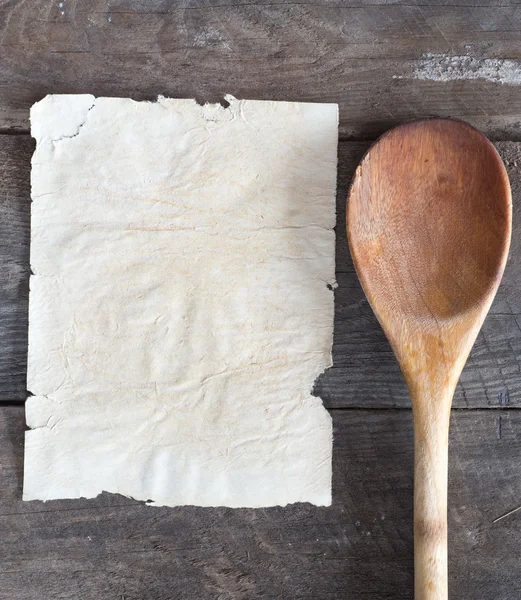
413, 398, 451, 600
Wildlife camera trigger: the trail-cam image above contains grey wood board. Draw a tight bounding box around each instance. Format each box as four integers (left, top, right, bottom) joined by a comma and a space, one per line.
0, 136, 31, 402
2, 1, 521, 138
1, 136, 521, 407
1, 406, 520, 600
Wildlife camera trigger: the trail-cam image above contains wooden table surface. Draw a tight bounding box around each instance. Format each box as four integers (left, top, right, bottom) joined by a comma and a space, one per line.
1, 2, 521, 599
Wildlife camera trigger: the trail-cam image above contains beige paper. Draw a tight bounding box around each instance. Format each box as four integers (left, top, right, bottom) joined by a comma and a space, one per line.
24, 94, 338, 507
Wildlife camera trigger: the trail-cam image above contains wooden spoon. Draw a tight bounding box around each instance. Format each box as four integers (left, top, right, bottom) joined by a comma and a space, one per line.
346, 119, 511, 600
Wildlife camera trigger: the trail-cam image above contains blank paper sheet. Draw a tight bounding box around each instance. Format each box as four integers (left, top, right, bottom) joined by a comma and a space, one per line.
24, 94, 338, 508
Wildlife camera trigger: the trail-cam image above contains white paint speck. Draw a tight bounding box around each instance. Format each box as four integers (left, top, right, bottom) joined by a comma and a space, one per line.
87, 536, 92, 541
193, 26, 231, 50
108, 16, 112, 23
58, 1, 63, 7
395, 53, 521, 85
60, 10, 65, 15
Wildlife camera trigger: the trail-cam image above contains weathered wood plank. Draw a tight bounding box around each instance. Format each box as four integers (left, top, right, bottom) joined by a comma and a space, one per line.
1, 137, 520, 407
0, 136, 32, 401
1, 2, 521, 138
1, 406, 520, 599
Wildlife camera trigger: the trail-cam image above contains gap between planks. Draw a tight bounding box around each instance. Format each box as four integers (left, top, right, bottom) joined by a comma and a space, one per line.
4, 129, 521, 144
3, 401, 521, 411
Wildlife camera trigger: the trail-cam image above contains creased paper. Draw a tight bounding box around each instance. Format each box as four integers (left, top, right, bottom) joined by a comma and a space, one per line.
24, 94, 338, 507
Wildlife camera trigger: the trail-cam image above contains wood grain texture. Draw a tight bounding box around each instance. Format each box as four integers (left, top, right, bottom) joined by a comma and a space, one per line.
347, 119, 512, 600
1, 1, 521, 138
0, 136, 32, 401
1, 136, 521, 408
0, 406, 520, 600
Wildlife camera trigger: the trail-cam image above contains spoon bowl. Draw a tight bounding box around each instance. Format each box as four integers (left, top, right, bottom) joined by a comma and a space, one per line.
347, 119, 511, 600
